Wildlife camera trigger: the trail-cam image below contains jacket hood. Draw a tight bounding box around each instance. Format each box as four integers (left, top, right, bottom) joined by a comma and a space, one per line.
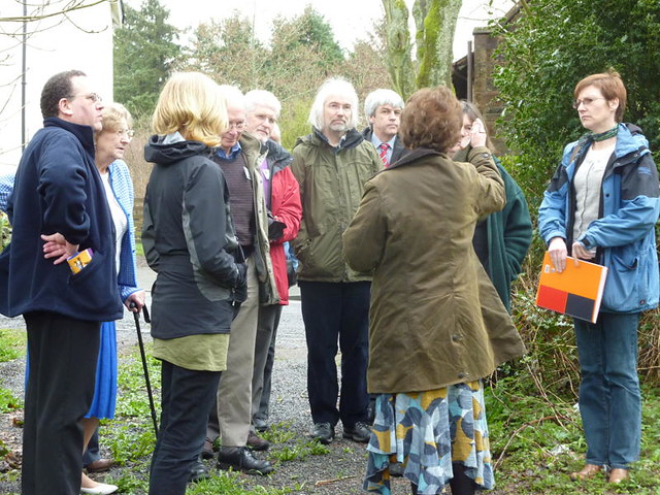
144, 135, 211, 166
296, 127, 364, 151
265, 139, 293, 173
615, 123, 650, 159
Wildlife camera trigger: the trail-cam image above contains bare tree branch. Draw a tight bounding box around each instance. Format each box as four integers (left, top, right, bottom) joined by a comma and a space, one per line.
0, 0, 111, 24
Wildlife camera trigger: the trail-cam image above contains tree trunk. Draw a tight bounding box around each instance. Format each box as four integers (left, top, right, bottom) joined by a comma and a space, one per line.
381, 0, 415, 98
414, 0, 462, 89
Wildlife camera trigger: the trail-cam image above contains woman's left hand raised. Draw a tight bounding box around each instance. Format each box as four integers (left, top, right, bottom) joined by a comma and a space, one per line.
469, 118, 488, 148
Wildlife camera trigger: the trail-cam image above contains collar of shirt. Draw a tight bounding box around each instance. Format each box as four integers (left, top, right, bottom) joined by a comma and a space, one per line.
216, 141, 242, 160
370, 134, 396, 151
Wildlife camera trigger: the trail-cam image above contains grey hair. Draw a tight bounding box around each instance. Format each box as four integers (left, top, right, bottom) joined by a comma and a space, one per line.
217, 84, 245, 108
363, 89, 404, 121
244, 89, 281, 118
307, 77, 359, 131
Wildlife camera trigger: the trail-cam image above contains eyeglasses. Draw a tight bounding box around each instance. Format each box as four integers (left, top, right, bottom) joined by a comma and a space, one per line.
572, 97, 605, 109
115, 129, 135, 140
66, 93, 103, 103
227, 122, 246, 131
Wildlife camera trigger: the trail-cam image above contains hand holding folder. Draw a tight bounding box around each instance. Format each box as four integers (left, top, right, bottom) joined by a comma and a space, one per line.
536, 251, 608, 323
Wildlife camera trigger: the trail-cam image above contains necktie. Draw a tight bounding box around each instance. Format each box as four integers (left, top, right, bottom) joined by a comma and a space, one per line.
378, 142, 390, 167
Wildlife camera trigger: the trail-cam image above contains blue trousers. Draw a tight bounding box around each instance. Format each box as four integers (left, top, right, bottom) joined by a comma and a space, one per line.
82, 430, 100, 466
299, 281, 370, 428
149, 361, 220, 495
574, 312, 641, 469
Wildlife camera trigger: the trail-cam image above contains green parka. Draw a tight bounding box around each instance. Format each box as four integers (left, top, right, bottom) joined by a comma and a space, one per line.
343, 147, 526, 394
454, 148, 533, 311
291, 128, 382, 282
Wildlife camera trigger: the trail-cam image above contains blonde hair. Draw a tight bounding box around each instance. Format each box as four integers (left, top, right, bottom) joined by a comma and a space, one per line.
152, 72, 228, 147
100, 102, 132, 133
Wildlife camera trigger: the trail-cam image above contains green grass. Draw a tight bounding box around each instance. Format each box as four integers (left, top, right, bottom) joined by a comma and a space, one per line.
96, 346, 338, 494
0, 328, 26, 362
0, 329, 25, 414
486, 377, 660, 494
3, 332, 660, 494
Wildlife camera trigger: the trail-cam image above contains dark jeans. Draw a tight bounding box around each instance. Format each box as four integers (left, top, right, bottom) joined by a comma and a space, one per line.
82, 430, 100, 466
299, 281, 370, 428
22, 312, 100, 495
574, 312, 641, 468
149, 360, 220, 495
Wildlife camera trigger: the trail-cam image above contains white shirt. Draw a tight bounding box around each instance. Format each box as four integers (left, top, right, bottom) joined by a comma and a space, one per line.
573, 143, 615, 250
101, 170, 128, 271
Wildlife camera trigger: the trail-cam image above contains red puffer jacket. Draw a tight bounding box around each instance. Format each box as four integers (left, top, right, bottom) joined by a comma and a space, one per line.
265, 142, 302, 305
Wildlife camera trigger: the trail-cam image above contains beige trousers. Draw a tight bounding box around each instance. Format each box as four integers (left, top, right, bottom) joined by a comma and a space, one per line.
207, 255, 260, 447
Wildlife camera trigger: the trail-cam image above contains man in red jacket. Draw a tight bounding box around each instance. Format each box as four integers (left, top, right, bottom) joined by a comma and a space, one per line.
244, 89, 302, 437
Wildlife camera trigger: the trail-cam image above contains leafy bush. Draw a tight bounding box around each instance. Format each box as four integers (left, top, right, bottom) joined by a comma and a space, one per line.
1, 212, 10, 250
492, 0, 660, 390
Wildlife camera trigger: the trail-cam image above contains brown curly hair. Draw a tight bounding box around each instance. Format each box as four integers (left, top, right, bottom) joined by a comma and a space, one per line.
400, 86, 462, 153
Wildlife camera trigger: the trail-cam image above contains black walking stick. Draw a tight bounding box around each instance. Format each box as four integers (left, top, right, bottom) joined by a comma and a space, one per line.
130, 302, 159, 436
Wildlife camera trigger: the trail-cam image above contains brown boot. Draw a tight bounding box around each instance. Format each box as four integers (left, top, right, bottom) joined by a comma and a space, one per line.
569, 464, 602, 481
608, 468, 629, 483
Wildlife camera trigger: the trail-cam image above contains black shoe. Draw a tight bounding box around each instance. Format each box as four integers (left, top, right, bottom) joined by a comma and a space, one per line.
389, 461, 405, 477
201, 438, 215, 460
310, 422, 334, 444
343, 421, 371, 443
253, 418, 268, 433
189, 458, 209, 483
216, 447, 273, 475
247, 431, 270, 451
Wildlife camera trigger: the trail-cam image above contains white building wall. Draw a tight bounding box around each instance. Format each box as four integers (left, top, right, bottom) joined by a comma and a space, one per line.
0, 0, 121, 171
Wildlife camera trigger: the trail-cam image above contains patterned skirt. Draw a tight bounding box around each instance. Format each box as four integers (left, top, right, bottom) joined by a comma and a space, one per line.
364, 381, 494, 495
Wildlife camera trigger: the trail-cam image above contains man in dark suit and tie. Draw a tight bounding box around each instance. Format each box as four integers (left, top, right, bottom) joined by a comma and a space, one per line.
362, 89, 407, 168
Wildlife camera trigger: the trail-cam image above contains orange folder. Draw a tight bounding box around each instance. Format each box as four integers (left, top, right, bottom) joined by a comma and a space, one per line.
535, 252, 608, 323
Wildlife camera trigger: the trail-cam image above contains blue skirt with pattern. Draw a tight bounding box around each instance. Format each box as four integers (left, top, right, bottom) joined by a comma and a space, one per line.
364, 381, 494, 494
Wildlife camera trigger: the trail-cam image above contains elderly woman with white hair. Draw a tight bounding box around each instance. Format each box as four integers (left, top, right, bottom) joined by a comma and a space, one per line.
291, 77, 382, 445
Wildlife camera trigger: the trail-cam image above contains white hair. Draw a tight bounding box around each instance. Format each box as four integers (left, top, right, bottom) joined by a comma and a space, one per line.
217, 84, 245, 109
364, 88, 404, 121
308, 77, 359, 131
244, 89, 281, 118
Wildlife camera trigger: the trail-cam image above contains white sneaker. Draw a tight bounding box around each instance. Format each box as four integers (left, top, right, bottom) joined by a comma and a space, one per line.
80, 482, 119, 495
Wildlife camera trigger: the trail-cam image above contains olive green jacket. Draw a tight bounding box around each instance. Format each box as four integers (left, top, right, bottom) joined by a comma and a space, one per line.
291, 128, 382, 282
343, 147, 527, 393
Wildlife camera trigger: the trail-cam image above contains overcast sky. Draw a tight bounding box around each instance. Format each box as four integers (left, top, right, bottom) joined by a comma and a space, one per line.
124, 0, 515, 60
